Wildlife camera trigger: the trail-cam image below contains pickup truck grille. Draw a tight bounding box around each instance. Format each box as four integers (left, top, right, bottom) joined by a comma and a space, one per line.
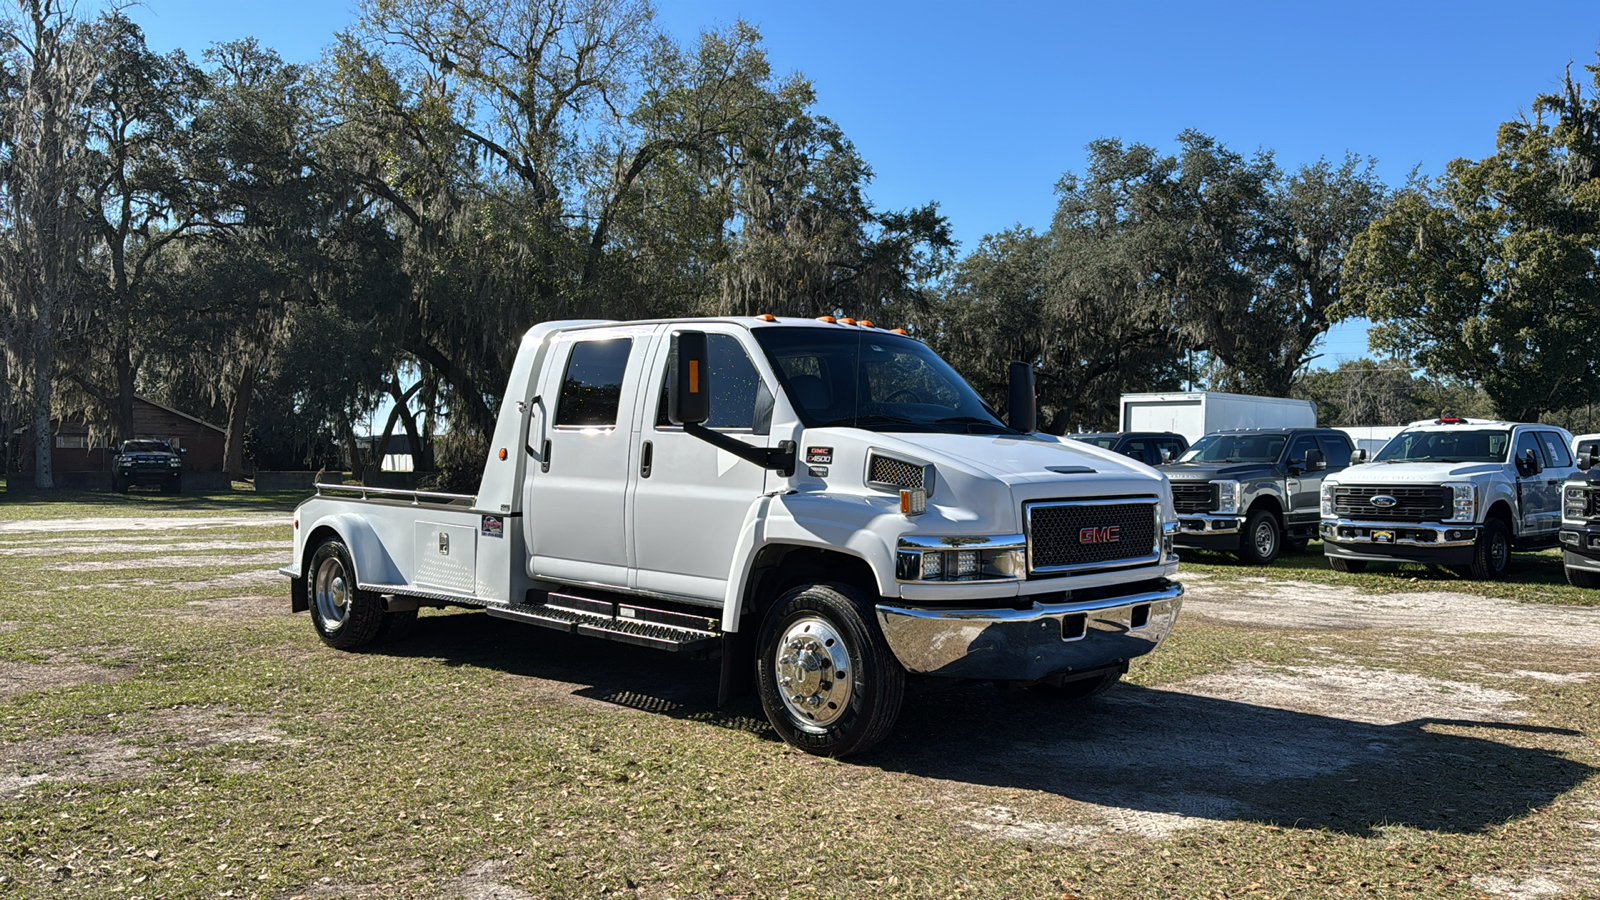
1331, 485, 1452, 522
1170, 483, 1215, 514
1025, 500, 1159, 575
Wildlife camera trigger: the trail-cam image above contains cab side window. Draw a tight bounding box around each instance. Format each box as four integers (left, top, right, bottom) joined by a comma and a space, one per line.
556, 338, 632, 427
1538, 431, 1573, 468
656, 333, 771, 432
1317, 435, 1353, 468
1287, 434, 1320, 465
1514, 430, 1545, 470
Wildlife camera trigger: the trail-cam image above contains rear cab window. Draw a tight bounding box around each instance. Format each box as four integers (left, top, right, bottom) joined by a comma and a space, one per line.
1317, 434, 1354, 468
1537, 431, 1573, 468
555, 338, 633, 428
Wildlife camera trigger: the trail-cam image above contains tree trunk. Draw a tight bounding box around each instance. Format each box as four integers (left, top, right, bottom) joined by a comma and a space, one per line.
115, 338, 135, 441
223, 365, 256, 478
31, 286, 56, 490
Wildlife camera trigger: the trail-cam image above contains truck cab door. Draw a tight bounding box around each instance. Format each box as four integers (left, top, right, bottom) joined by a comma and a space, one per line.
629, 327, 775, 603
523, 327, 653, 587
1513, 429, 1558, 537
1284, 433, 1324, 525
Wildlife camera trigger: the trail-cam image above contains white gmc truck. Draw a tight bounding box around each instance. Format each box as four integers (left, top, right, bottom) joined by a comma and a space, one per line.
1320, 417, 1578, 579
280, 317, 1183, 756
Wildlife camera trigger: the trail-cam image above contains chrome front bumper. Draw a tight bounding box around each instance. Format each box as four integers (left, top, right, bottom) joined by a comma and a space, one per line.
1175, 513, 1240, 536
1320, 518, 1479, 548
874, 581, 1182, 681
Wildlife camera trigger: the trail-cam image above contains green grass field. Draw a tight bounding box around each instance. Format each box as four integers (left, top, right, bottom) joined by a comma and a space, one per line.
0, 491, 1596, 898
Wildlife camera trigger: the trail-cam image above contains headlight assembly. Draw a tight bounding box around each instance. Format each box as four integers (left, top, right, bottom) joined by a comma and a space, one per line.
896, 535, 1025, 582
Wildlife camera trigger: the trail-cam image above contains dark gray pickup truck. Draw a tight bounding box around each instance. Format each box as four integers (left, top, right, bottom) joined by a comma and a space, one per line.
1160, 428, 1355, 564
112, 439, 185, 494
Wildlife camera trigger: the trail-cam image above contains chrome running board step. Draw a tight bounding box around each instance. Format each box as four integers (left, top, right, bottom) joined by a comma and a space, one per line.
490, 591, 721, 653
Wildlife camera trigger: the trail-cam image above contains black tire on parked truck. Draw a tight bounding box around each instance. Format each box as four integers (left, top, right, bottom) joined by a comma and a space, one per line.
756, 583, 905, 758
374, 608, 419, 643
1328, 557, 1368, 574
1235, 510, 1283, 565
1468, 518, 1512, 580
307, 537, 384, 649
1567, 566, 1600, 589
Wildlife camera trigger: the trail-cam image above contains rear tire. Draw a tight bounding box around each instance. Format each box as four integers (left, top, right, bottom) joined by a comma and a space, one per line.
375, 608, 419, 643
1567, 566, 1600, 589
1286, 537, 1310, 554
1468, 519, 1511, 580
1328, 556, 1368, 574
1235, 510, 1282, 565
307, 538, 384, 649
756, 583, 905, 758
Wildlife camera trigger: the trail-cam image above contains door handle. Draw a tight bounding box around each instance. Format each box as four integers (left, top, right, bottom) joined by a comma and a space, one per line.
641, 440, 653, 478
540, 439, 551, 473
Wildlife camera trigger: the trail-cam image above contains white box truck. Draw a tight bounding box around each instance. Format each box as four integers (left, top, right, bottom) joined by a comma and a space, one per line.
1120, 392, 1317, 443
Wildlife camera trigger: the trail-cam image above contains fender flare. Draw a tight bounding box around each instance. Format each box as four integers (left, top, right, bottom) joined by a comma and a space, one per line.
301, 512, 405, 590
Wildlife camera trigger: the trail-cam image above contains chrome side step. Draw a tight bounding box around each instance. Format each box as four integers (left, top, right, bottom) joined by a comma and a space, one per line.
489, 591, 721, 653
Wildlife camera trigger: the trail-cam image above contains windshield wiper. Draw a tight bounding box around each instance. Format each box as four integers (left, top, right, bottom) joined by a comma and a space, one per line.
932, 416, 1019, 435
815, 413, 919, 429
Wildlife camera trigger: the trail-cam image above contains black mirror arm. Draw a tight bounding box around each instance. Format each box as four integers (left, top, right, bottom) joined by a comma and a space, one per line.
684, 423, 796, 477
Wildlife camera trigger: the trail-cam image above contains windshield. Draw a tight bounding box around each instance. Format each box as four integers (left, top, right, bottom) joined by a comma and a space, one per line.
1374, 429, 1509, 463
1179, 433, 1287, 463
1070, 435, 1119, 449
752, 327, 1014, 434
121, 440, 171, 453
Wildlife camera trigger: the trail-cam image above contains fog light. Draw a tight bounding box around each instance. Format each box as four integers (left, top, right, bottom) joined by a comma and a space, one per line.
952, 550, 979, 578
921, 552, 943, 580
1562, 531, 1580, 546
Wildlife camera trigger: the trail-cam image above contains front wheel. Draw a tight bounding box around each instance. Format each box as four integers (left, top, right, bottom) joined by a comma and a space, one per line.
756, 583, 905, 758
1236, 510, 1283, 565
307, 538, 384, 649
1328, 556, 1368, 574
1567, 566, 1600, 589
1468, 519, 1511, 580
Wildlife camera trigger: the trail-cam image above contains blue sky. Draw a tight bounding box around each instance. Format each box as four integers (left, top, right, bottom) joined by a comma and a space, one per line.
130, 0, 1600, 368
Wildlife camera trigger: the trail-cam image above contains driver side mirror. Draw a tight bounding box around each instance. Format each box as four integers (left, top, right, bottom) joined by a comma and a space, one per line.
1304, 447, 1326, 472
1160, 448, 1174, 464
1007, 361, 1036, 433
667, 331, 710, 427
1579, 444, 1598, 472
1353, 448, 1369, 463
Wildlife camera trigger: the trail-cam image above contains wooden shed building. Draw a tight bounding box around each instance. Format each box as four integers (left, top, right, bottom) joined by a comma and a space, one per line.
22, 397, 229, 490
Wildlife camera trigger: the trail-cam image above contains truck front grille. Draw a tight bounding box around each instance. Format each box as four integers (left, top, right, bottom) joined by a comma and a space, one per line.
1332, 486, 1452, 522
1025, 499, 1159, 575
1170, 483, 1215, 514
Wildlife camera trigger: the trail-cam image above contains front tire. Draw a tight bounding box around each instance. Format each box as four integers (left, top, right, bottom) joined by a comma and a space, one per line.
307, 538, 384, 649
1468, 519, 1511, 580
1567, 566, 1600, 589
1328, 556, 1368, 574
1236, 510, 1283, 565
756, 583, 905, 758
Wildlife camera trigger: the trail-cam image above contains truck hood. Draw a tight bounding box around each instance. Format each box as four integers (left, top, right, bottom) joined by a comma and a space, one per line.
1329, 461, 1505, 485
1160, 461, 1278, 482
888, 431, 1160, 488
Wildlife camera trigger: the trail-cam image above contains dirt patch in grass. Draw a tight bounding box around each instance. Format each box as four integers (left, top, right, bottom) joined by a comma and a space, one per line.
0, 656, 132, 700
49, 551, 284, 572
0, 537, 288, 558
1183, 576, 1600, 645
0, 707, 295, 796
0, 514, 287, 534
443, 860, 537, 900
177, 594, 288, 619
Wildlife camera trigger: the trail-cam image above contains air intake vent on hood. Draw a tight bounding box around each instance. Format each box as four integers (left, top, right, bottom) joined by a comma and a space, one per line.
867, 453, 934, 494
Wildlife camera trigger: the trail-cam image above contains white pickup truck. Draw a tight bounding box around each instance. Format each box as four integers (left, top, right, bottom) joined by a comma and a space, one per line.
280, 317, 1183, 756
1320, 417, 1578, 579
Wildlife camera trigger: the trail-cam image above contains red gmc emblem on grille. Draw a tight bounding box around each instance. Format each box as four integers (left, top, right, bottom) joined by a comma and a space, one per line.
1079, 525, 1122, 544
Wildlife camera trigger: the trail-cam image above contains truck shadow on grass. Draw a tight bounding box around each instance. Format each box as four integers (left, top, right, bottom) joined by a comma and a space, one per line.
386, 612, 1593, 838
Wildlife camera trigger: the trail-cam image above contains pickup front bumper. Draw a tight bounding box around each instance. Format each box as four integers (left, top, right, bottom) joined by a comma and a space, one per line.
874, 580, 1182, 681
1561, 524, 1600, 572
1321, 518, 1480, 566
1173, 514, 1241, 551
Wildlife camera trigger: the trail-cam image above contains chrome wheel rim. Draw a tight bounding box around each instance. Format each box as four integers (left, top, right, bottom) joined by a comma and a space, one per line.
1253, 520, 1277, 558
775, 616, 853, 732
314, 555, 350, 628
